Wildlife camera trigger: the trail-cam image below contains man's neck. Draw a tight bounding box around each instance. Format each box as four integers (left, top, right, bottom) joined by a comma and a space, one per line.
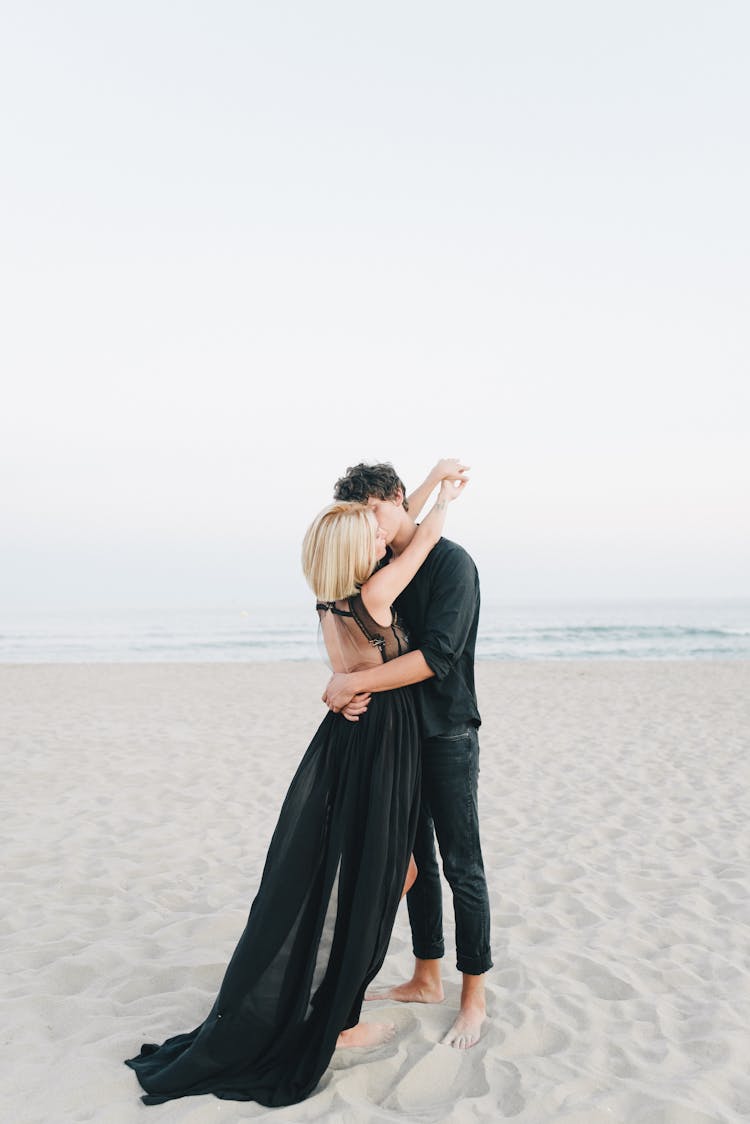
389, 519, 418, 557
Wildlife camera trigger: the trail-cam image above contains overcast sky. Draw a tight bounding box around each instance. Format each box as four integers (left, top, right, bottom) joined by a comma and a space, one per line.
2, 1, 748, 609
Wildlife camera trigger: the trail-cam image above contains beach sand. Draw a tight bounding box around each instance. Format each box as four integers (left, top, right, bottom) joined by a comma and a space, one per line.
2, 661, 749, 1124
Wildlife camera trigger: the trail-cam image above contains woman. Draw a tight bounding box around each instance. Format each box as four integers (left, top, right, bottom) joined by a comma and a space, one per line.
125, 462, 466, 1107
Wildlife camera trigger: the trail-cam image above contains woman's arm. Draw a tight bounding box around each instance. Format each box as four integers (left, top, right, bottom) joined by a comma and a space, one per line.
406, 458, 469, 520
360, 477, 466, 623
329, 547, 479, 718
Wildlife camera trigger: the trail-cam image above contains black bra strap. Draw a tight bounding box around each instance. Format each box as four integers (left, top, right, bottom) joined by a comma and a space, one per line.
316, 601, 353, 617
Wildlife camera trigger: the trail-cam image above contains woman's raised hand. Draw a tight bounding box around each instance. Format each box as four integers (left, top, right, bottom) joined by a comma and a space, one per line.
433, 457, 470, 484
360, 455, 470, 617
439, 475, 468, 503
406, 457, 470, 521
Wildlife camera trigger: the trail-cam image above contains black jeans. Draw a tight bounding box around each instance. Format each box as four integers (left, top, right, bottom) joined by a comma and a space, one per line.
406, 725, 493, 975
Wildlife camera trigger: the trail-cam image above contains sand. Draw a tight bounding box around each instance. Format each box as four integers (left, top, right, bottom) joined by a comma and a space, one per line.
2, 660, 749, 1124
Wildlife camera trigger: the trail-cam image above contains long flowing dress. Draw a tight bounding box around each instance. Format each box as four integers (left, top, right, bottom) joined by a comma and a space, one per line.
125, 594, 420, 1107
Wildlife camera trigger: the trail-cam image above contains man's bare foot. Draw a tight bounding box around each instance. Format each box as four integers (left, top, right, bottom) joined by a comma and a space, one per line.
441, 1003, 486, 1050
365, 978, 445, 1004
335, 1021, 396, 1049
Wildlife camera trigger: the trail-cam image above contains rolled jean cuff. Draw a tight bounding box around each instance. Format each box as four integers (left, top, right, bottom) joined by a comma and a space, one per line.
456, 950, 493, 975
413, 940, 445, 961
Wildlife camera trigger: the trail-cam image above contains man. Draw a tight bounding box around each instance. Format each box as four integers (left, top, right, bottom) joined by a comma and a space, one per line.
323, 460, 492, 1050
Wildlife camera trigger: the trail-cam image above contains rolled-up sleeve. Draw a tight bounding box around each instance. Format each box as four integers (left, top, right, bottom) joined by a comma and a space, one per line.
419, 550, 479, 680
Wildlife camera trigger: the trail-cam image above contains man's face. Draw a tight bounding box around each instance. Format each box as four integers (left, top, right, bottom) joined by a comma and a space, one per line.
367, 494, 402, 544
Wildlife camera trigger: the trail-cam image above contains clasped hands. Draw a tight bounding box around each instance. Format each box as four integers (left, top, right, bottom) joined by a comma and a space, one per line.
322, 674, 370, 722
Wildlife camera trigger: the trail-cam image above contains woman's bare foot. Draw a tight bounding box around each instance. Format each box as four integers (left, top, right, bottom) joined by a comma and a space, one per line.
441, 1002, 486, 1050
335, 1021, 396, 1049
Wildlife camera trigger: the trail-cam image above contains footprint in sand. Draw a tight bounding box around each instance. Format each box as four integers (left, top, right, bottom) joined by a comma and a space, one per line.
543, 862, 586, 882
682, 1038, 730, 1067
607, 1042, 636, 1078
551, 993, 588, 1032
498, 1010, 569, 1058
568, 955, 636, 1000
561, 902, 602, 930
498, 1001, 525, 1029
386, 1047, 483, 1114
495, 913, 524, 928
42, 958, 93, 997
520, 925, 555, 945
636, 1103, 731, 1124
494, 967, 523, 991
111, 967, 187, 1003
482, 1055, 525, 1118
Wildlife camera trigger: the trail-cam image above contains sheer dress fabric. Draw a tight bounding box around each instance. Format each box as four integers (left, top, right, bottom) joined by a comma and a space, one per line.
125, 595, 419, 1107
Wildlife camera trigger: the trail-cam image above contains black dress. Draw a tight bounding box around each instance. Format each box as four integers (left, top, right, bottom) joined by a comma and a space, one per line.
125, 595, 420, 1107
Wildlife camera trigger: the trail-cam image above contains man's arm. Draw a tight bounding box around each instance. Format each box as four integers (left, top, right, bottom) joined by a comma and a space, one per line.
416, 549, 479, 681
323, 650, 435, 712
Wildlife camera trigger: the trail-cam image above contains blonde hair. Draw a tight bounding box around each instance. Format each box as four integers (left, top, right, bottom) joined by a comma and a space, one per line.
301, 502, 378, 601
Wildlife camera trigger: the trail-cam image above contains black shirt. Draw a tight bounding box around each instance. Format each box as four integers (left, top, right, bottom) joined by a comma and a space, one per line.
394, 536, 481, 738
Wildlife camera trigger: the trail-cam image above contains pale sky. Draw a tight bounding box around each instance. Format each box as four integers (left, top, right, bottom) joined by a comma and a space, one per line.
2, 1, 748, 609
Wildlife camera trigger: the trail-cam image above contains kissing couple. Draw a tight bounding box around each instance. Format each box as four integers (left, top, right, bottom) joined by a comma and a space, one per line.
126, 457, 492, 1108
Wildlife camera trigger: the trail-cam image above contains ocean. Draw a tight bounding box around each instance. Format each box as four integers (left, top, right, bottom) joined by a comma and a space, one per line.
2, 600, 749, 662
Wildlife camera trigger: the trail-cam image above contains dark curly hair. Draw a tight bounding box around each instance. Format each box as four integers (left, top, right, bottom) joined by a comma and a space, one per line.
333, 462, 409, 512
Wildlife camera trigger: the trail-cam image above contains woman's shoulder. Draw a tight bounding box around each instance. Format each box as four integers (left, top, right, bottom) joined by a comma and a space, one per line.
352, 590, 392, 631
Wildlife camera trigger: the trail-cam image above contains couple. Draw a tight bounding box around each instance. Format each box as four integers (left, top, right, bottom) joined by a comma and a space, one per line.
125, 459, 492, 1108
